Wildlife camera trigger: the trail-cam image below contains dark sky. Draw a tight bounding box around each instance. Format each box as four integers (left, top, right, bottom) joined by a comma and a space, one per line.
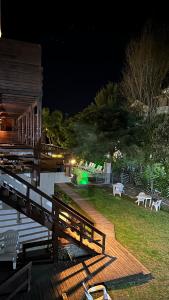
2, 1, 169, 115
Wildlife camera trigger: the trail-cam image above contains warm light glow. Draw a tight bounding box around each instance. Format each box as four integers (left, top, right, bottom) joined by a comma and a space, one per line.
51, 154, 63, 158
0, 30, 1, 38
70, 159, 76, 165
59, 211, 69, 222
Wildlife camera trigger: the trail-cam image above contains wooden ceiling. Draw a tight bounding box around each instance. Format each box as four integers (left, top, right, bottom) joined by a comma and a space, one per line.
0, 94, 38, 118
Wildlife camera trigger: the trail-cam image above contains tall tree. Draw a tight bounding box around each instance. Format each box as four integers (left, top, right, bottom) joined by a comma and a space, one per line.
121, 24, 169, 123
151, 114, 169, 163
94, 82, 119, 108
42, 108, 65, 146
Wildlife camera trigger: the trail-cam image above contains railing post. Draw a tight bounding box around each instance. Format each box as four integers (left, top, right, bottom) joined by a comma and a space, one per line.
52, 204, 59, 262
27, 262, 32, 292
26, 186, 30, 198
90, 226, 94, 240
26, 186, 31, 214
102, 234, 106, 254
80, 222, 83, 245
17, 211, 21, 224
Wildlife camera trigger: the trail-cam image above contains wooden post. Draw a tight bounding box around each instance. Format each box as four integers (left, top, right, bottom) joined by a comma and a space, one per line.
0, 0, 2, 38
26, 186, 31, 214
27, 262, 32, 292
38, 98, 42, 140
25, 113, 27, 144
102, 234, 106, 254
21, 116, 24, 143
32, 105, 35, 147
52, 204, 59, 262
17, 211, 21, 224
80, 222, 83, 245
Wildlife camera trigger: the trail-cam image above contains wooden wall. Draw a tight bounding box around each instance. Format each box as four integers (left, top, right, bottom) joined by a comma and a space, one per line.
0, 39, 42, 97
0, 131, 18, 144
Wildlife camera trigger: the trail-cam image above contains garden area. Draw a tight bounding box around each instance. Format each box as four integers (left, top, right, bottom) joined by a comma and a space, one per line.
44, 24, 169, 299
73, 186, 169, 300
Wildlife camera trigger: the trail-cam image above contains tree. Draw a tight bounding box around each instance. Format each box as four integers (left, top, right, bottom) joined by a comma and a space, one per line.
144, 162, 166, 193
121, 24, 169, 123
64, 82, 146, 163
151, 114, 169, 163
42, 107, 65, 146
94, 82, 119, 108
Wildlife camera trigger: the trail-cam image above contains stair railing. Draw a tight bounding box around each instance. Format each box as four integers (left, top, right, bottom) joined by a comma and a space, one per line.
0, 166, 106, 254
0, 262, 32, 299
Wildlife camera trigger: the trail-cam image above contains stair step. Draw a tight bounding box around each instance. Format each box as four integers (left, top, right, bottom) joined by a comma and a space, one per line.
22, 236, 51, 244
0, 209, 16, 215
0, 219, 32, 226
20, 231, 50, 243
0, 222, 46, 231
0, 214, 33, 221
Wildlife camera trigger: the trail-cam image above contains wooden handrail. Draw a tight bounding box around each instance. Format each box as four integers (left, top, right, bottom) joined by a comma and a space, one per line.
0, 166, 54, 202
2, 182, 51, 215
54, 204, 105, 238
0, 262, 32, 299
41, 143, 67, 151
0, 166, 93, 225
0, 166, 94, 227
0, 166, 106, 254
53, 195, 94, 225
54, 200, 95, 228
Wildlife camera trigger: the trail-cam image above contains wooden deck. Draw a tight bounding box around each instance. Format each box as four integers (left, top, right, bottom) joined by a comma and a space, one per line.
51, 184, 151, 300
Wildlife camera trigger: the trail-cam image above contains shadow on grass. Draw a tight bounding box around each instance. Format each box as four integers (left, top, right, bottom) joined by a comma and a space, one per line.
106, 272, 154, 291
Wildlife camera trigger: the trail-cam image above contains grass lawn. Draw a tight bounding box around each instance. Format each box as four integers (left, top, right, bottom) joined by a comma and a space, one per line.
73, 186, 169, 300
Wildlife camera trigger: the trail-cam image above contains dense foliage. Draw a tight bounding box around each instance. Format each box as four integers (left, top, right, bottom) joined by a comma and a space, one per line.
42, 24, 169, 196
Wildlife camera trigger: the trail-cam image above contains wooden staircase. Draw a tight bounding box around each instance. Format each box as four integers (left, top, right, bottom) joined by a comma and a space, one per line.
0, 166, 106, 259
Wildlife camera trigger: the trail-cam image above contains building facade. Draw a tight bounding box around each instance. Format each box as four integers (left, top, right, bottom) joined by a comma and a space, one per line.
0, 38, 42, 146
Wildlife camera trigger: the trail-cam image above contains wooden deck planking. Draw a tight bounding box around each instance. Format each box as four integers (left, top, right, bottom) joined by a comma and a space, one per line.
52, 262, 88, 300
53, 184, 151, 299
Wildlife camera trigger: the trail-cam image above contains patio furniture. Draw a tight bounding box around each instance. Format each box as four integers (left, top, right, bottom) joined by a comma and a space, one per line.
113, 183, 124, 197
144, 195, 152, 208
0, 230, 19, 270
95, 165, 103, 173
78, 160, 84, 168
82, 282, 111, 300
88, 163, 96, 173
83, 161, 89, 170
135, 192, 152, 208
151, 200, 162, 211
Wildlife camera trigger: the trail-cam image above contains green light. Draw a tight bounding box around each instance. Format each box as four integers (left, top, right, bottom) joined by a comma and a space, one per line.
73, 168, 88, 185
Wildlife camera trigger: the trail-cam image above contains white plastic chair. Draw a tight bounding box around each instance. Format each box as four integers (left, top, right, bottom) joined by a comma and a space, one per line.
83, 162, 89, 170
78, 160, 84, 168
135, 192, 146, 206
151, 200, 162, 211
113, 183, 124, 197
82, 282, 111, 300
0, 230, 19, 269
95, 165, 103, 173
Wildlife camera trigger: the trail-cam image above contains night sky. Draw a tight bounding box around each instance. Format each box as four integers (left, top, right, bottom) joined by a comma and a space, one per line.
2, 1, 169, 115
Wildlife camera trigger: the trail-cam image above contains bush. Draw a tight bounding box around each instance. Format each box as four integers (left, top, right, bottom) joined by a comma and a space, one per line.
54, 185, 72, 204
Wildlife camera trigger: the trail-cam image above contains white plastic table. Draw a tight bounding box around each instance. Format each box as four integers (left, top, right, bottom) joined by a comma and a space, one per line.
144, 195, 152, 208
